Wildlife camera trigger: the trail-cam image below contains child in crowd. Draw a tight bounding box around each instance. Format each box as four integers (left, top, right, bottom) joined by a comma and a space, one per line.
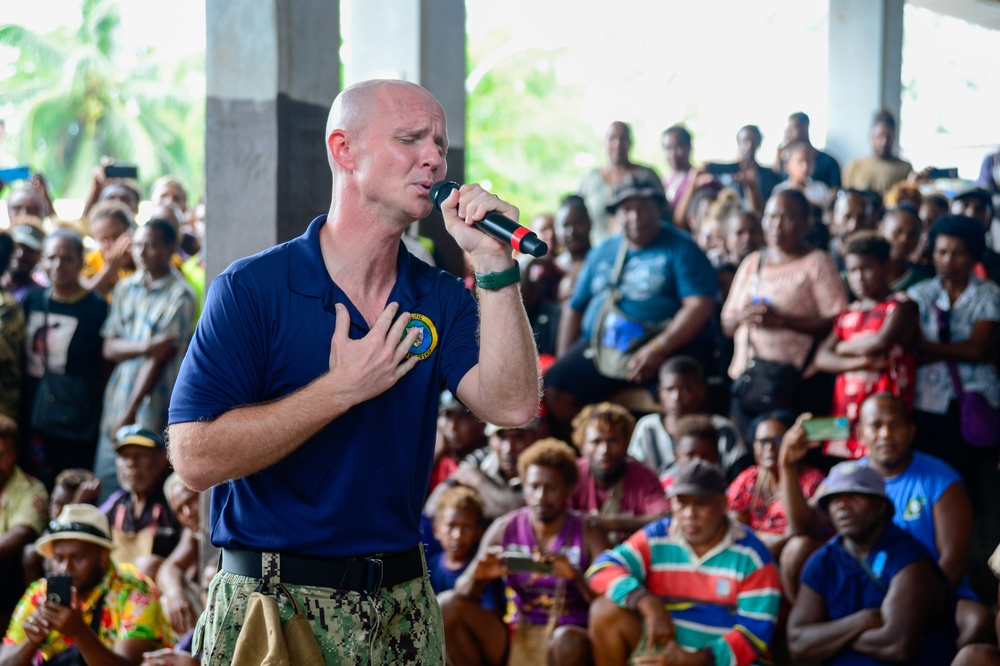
814, 232, 918, 459
773, 142, 831, 208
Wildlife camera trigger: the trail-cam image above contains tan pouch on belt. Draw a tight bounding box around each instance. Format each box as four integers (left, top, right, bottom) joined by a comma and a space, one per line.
232, 583, 324, 666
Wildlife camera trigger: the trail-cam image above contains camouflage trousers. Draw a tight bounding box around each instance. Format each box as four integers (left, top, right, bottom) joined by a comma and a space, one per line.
193, 550, 445, 665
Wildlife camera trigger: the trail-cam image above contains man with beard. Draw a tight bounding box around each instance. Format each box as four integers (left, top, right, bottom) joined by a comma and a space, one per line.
441, 439, 609, 666
787, 461, 956, 665
568, 402, 669, 544
588, 460, 781, 666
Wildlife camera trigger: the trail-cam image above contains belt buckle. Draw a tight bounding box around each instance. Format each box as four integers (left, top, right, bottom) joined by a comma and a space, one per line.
364, 557, 384, 594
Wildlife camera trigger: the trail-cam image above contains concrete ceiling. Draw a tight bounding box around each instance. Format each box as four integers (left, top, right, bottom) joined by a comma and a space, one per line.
908, 0, 1000, 31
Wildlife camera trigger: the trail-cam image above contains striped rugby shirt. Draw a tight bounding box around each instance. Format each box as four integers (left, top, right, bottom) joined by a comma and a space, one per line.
587, 517, 782, 666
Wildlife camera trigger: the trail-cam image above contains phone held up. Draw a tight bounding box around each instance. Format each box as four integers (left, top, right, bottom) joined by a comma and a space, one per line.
103, 163, 139, 180
44, 573, 73, 606
502, 551, 554, 575
802, 416, 850, 442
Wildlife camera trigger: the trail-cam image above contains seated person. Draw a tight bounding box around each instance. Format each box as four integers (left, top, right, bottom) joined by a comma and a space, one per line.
441, 439, 609, 666
629, 355, 749, 480
951, 544, 1000, 665
545, 172, 717, 432
156, 474, 203, 639
427, 486, 505, 615
425, 417, 548, 523
814, 233, 918, 459
428, 392, 487, 494
1, 503, 172, 665
659, 414, 723, 491
879, 204, 931, 293
786, 462, 956, 665
856, 393, 995, 648
98, 425, 181, 578
0, 420, 47, 622
568, 402, 669, 544
587, 460, 782, 665
727, 411, 825, 566
21, 469, 101, 595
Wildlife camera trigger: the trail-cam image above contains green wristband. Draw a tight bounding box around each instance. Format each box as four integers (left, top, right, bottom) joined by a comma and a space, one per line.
474, 263, 521, 290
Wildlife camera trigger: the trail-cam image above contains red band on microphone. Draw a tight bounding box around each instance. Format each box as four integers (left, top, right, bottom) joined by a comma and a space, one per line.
510, 227, 530, 253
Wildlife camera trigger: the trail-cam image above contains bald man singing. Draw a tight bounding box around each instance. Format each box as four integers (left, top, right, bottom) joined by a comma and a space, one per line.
167, 80, 540, 664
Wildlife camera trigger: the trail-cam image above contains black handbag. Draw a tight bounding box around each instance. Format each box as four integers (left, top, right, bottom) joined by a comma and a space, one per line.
733, 252, 802, 416
29, 291, 101, 442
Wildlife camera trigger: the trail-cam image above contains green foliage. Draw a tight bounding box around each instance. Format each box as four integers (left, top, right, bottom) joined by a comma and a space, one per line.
0, 0, 204, 200
466, 45, 594, 220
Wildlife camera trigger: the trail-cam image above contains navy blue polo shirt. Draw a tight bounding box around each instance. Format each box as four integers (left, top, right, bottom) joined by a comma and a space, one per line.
169, 216, 480, 558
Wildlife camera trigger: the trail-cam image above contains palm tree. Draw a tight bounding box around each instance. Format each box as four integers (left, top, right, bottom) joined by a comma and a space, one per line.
0, 0, 204, 199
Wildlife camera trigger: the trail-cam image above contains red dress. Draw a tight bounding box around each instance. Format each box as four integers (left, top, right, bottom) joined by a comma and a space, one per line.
824, 300, 916, 459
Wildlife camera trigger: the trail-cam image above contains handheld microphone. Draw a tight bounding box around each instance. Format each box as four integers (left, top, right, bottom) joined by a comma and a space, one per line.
429, 180, 549, 258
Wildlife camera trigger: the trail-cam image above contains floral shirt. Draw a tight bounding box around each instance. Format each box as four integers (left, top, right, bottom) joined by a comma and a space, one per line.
3, 561, 173, 661
726, 465, 826, 535
0, 466, 48, 536
907, 276, 1000, 414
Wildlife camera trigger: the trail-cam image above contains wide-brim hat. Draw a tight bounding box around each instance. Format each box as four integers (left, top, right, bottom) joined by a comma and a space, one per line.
36, 503, 116, 558
814, 461, 889, 513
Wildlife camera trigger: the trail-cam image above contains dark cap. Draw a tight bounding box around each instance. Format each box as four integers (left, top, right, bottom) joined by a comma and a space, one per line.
606, 172, 667, 213
114, 424, 165, 451
669, 460, 728, 498
814, 461, 888, 513
11, 223, 46, 251
952, 186, 992, 205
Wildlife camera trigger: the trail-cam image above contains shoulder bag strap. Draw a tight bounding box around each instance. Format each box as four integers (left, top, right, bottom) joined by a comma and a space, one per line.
934, 303, 966, 399
40, 288, 53, 375
607, 237, 631, 304
842, 540, 888, 593
744, 251, 767, 362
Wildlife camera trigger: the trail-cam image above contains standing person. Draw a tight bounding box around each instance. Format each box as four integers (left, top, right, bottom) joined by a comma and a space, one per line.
553, 195, 592, 304
21, 230, 108, 489
813, 232, 918, 460
577, 121, 665, 244
0, 231, 24, 422
93, 220, 195, 499
777, 112, 842, 189
167, 80, 540, 664
842, 110, 913, 197
3, 221, 46, 304
879, 204, 932, 293
660, 125, 696, 222
721, 189, 847, 432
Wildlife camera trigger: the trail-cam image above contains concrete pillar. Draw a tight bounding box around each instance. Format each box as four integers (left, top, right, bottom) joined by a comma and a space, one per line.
346, 0, 467, 276
826, 0, 904, 164
201, 0, 341, 568
204, 0, 340, 282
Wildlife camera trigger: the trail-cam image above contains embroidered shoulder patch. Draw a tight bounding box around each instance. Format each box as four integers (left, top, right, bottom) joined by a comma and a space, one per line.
404, 313, 438, 360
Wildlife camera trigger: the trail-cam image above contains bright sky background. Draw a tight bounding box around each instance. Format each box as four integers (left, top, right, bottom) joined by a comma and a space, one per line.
4, 0, 999, 178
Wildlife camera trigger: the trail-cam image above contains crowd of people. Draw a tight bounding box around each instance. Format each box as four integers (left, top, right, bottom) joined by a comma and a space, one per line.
0, 98, 998, 665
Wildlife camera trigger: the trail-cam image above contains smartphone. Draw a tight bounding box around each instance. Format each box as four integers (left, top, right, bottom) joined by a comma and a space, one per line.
44, 573, 73, 606
503, 552, 554, 574
104, 163, 139, 179
705, 162, 740, 176
926, 167, 959, 180
802, 416, 850, 442
0, 165, 31, 183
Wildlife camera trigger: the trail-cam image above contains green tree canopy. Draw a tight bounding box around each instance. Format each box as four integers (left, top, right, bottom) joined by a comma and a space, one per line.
0, 0, 204, 200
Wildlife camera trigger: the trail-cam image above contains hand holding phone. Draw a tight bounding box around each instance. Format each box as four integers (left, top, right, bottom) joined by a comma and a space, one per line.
44, 573, 73, 606
705, 162, 740, 177
801, 416, 850, 442
502, 552, 554, 574
104, 163, 139, 180
925, 167, 959, 180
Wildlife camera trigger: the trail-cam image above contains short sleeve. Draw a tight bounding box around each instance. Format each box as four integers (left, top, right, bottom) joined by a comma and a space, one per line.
168, 273, 268, 424
435, 283, 481, 395
810, 251, 849, 318
5, 474, 48, 535
799, 545, 831, 596
568, 247, 599, 313
673, 239, 718, 299
3, 581, 43, 645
